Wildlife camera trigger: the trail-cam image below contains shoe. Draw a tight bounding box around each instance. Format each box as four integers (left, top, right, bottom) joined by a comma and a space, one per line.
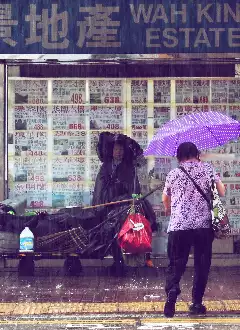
189, 303, 207, 315
164, 290, 178, 318
145, 259, 154, 268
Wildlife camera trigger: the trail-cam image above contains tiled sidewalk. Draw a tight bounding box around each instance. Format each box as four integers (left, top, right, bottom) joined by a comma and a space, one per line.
0, 266, 239, 315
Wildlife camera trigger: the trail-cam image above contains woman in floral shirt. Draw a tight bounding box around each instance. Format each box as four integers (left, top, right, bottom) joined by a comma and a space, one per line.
162, 142, 225, 318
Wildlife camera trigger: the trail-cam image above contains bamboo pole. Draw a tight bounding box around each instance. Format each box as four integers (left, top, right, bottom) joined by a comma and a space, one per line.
64, 184, 162, 212
82, 198, 134, 210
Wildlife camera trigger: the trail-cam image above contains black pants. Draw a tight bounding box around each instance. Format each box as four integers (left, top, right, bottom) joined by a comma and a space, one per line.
165, 228, 214, 304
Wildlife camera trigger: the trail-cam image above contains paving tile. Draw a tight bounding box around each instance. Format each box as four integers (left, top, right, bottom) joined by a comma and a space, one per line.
0, 266, 239, 306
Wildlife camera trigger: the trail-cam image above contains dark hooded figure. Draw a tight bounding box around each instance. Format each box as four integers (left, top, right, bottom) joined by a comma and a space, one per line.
92, 138, 141, 275
92, 133, 157, 275
92, 140, 141, 206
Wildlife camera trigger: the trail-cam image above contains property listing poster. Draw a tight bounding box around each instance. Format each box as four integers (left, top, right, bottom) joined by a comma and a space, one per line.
89, 157, 102, 182
52, 182, 90, 208
89, 105, 123, 130
14, 105, 48, 131
14, 131, 48, 157
52, 105, 87, 130
153, 80, 171, 103
89, 80, 123, 104
53, 131, 87, 156
52, 80, 86, 104
192, 80, 210, 104
228, 184, 240, 208
153, 107, 170, 129
52, 156, 86, 182
26, 183, 52, 209
14, 80, 48, 104
229, 80, 240, 103
211, 80, 228, 103
131, 105, 147, 130
131, 80, 148, 103
176, 80, 193, 103
131, 130, 148, 150
208, 160, 240, 179
176, 79, 210, 105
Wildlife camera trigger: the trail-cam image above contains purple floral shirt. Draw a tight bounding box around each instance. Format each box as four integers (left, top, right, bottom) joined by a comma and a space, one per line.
163, 161, 220, 233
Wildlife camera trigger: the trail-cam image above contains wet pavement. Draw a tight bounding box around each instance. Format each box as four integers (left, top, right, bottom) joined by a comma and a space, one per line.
0, 315, 239, 330
0, 266, 239, 304
0, 265, 239, 329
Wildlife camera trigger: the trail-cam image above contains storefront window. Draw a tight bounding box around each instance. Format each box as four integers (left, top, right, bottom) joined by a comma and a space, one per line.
7, 73, 240, 253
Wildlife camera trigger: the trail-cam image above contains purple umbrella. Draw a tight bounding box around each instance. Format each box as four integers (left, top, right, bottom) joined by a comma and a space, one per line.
144, 111, 240, 156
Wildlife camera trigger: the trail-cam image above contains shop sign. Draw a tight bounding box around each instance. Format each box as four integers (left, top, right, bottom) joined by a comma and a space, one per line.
0, 1, 240, 54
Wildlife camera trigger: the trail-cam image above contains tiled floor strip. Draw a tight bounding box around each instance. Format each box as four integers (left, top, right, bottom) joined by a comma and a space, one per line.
0, 300, 239, 315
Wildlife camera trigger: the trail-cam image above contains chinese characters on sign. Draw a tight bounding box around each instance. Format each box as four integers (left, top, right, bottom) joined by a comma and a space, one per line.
52, 80, 86, 104
77, 4, 120, 48
1, 1, 240, 54
176, 80, 210, 104
52, 105, 87, 130
14, 131, 48, 157
131, 80, 148, 103
177, 105, 209, 117
14, 80, 48, 104
53, 131, 86, 156
90, 80, 122, 104
53, 156, 85, 182
154, 80, 171, 103
132, 130, 148, 150
193, 80, 210, 104
154, 107, 170, 129
212, 80, 228, 103
1, 3, 120, 51
90, 106, 123, 130
14, 105, 48, 130
25, 4, 69, 49
176, 80, 192, 103
0, 4, 17, 46
132, 106, 147, 130
229, 80, 240, 103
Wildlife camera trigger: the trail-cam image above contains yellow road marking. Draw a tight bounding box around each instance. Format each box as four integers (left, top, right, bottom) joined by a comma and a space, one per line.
0, 318, 239, 325
142, 317, 240, 324
0, 300, 239, 316
0, 320, 136, 325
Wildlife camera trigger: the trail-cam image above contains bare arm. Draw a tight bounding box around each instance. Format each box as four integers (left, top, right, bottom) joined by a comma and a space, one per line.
216, 180, 225, 197
162, 193, 171, 215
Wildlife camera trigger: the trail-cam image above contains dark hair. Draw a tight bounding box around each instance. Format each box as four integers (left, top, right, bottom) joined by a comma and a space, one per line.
176, 142, 200, 162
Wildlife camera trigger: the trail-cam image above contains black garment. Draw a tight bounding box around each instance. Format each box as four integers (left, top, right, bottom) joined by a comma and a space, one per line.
92, 161, 140, 206
92, 161, 140, 265
165, 228, 214, 304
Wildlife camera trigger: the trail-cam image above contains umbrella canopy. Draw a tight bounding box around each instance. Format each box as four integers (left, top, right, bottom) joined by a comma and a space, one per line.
144, 111, 240, 156
96, 131, 145, 166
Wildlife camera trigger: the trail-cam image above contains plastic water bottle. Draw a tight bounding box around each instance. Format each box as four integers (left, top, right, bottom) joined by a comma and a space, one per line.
19, 227, 34, 252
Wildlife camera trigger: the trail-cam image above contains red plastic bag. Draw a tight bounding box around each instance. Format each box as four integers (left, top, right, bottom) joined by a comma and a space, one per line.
117, 213, 152, 254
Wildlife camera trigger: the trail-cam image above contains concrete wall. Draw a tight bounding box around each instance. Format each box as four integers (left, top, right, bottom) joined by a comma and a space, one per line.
0, 64, 5, 201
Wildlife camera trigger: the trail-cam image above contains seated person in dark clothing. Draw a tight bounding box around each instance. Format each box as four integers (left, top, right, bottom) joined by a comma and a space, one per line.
92, 140, 141, 274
